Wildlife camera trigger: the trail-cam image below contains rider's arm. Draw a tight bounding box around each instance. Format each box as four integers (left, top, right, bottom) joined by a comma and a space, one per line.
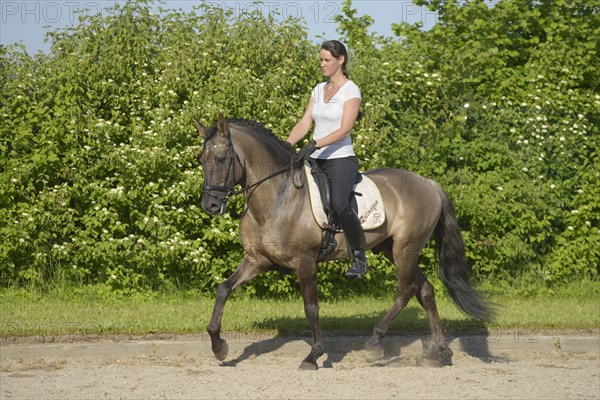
286, 96, 315, 145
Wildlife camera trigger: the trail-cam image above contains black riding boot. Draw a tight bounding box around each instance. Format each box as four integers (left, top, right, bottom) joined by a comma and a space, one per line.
337, 206, 368, 279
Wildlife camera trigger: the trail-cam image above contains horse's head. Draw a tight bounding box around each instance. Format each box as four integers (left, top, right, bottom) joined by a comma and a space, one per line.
196, 117, 243, 215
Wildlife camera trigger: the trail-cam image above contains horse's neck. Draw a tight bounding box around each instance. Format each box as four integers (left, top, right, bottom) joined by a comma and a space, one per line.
234, 132, 291, 188
237, 140, 307, 223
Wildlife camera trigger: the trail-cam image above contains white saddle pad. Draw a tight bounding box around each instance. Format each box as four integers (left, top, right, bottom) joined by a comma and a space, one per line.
304, 164, 386, 230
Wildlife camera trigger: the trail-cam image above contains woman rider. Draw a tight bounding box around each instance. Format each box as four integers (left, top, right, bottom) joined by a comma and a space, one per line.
285, 40, 367, 279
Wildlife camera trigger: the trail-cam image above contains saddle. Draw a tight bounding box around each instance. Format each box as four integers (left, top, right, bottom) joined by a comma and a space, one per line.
304, 159, 385, 261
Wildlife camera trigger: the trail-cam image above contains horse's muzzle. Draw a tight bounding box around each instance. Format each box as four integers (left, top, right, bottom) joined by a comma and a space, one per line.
201, 192, 229, 215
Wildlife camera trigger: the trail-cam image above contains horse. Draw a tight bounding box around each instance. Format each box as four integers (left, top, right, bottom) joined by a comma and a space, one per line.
196, 117, 495, 370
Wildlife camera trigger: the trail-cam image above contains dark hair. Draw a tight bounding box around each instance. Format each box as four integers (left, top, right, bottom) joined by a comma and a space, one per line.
321, 40, 349, 78
320, 40, 362, 121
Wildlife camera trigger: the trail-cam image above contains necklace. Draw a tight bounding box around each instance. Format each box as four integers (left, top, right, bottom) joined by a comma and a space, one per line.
324, 79, 347, 103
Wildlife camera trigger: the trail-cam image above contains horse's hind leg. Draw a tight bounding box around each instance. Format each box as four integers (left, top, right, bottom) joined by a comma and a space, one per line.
365, 244, 419, 363
414, 267, 453, 366
207, 254, 270, 362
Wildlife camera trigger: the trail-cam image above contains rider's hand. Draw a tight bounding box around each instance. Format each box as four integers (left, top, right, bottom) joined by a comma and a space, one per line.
296, 140, 318, 161
282, 141, 295, 154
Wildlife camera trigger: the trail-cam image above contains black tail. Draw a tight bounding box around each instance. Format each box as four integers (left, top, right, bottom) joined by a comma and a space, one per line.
434, 187, 496, 322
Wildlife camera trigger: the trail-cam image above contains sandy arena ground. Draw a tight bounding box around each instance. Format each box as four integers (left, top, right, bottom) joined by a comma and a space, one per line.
1, 331, 599, 399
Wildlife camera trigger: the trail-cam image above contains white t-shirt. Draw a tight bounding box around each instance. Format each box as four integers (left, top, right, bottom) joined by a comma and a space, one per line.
310, 80, 361, 159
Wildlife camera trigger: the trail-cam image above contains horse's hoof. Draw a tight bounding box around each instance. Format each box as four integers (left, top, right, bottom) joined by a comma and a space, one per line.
420, 345, 453, 367
213, 340, 229, 361
299, 361, 318, 371
365, 343, 385, 363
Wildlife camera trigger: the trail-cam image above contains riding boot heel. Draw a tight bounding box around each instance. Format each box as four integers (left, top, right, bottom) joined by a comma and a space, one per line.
337, 205, 369, 279
346, 249, 368, 279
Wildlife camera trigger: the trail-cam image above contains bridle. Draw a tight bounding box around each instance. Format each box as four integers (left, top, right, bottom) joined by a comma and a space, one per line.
201, 129, 240, 202
201, 129, 304, 204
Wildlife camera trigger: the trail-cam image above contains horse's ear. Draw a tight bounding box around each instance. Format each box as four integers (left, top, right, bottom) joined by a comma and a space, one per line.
194, 119, 206, 137
217, 115, 228, 137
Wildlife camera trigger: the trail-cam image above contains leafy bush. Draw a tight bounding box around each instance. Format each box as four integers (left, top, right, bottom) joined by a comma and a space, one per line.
1, 0, 597, 297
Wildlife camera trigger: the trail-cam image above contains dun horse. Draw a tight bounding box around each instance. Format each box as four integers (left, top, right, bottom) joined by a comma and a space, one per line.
197, 117, 494, 370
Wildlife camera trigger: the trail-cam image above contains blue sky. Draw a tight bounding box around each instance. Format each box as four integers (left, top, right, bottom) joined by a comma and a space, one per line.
1, 1, 439, 54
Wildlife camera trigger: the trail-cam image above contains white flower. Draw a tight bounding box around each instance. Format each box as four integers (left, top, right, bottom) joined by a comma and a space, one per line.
496, 186, 504, 191
464, 103, 470, 108
522, 167, 529, 172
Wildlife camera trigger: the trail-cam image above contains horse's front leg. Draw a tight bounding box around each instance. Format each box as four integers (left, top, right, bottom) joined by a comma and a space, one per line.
207, 255, 270, 361
297, 263, 324, 370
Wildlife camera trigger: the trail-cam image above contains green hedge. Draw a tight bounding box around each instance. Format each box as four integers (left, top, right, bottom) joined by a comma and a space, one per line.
1, 0, 597, 297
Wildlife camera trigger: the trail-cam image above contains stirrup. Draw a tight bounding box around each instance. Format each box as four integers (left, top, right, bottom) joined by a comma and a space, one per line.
345, 250, 368, 279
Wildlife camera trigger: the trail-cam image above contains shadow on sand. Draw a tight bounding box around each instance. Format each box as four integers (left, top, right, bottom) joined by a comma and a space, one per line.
218, 310, 509, 368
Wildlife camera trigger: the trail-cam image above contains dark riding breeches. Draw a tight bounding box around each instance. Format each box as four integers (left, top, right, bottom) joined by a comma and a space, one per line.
314, 156, 359, 217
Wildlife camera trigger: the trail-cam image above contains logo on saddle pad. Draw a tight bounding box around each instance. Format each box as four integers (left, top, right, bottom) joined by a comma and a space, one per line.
304, 165, 386, 230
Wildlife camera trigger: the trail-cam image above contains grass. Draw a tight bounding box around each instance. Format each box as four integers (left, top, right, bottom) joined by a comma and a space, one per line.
1, 281, 598, 339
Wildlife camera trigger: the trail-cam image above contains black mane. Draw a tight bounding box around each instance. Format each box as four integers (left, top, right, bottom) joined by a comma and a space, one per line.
206, 118, 295, 158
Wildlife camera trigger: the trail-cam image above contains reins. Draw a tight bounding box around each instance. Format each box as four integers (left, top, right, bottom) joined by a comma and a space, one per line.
226, 155, 304, 198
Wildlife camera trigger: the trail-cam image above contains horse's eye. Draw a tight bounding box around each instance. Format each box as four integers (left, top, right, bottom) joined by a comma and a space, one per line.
216, 156, 227, 164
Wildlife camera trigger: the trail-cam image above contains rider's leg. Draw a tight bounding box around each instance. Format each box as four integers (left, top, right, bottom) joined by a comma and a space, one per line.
337, 205, 368, 278
317, 156, 368, 278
